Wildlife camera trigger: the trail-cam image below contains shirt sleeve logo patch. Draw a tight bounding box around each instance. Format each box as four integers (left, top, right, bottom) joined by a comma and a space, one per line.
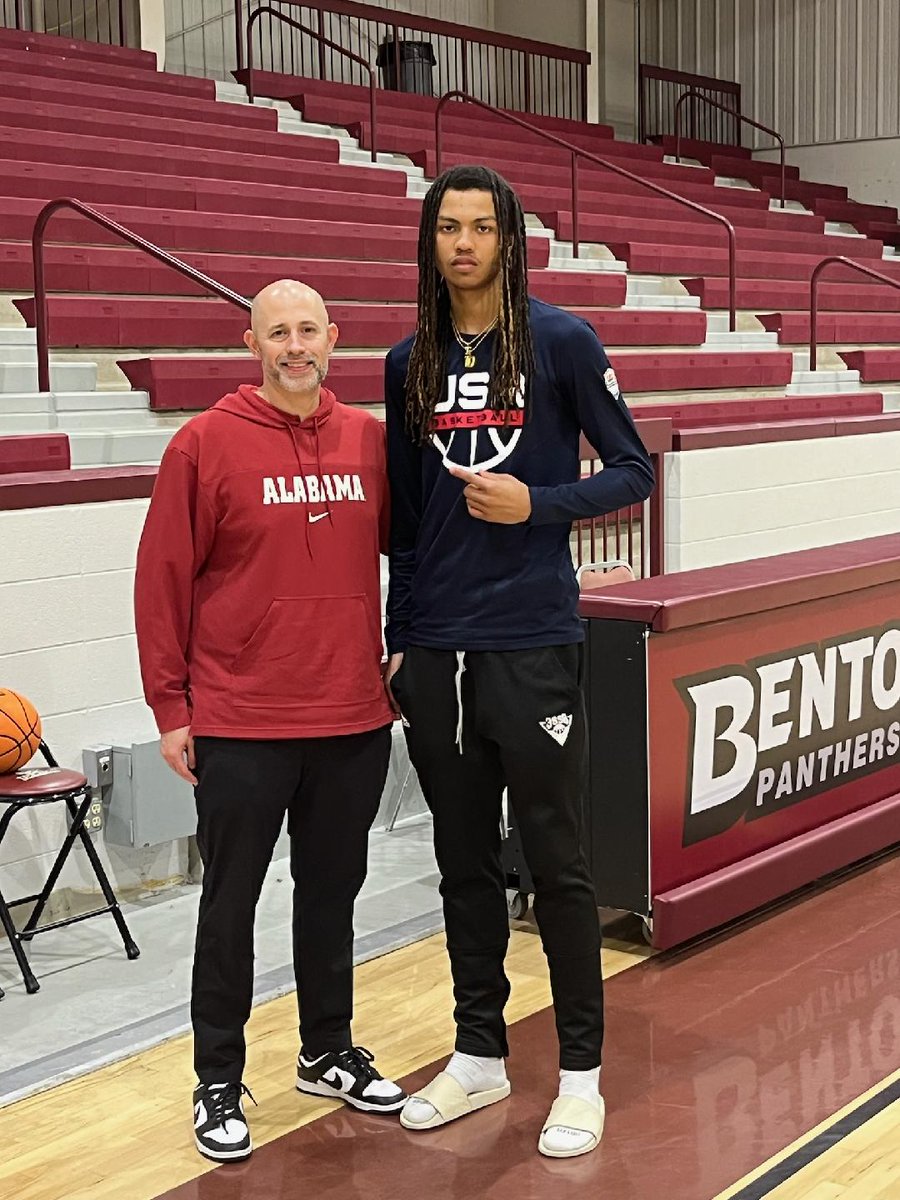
603, 367, 620, 399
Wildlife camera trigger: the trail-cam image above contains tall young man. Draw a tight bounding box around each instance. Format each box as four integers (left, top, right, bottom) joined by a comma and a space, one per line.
384, 167, 654, 1159
135, 280, 406, 1163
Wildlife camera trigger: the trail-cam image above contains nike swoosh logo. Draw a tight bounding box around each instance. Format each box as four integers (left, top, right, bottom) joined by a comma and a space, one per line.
308, 512, 329, 524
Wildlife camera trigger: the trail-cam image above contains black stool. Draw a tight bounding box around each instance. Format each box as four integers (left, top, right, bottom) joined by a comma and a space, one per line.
0, 742, 139, 997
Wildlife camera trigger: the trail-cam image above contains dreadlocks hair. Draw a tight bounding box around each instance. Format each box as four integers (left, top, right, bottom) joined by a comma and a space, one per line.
404, 164, 535, 446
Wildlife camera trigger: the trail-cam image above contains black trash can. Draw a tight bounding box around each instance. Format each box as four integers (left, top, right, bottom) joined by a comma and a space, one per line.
376, 39, 436, 95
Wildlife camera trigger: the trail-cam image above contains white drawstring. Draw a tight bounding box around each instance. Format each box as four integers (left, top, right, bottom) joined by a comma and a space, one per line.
454, 651, 466, 753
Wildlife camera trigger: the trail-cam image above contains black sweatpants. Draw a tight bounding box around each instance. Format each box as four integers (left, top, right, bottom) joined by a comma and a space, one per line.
391, 645, 603, 1071
191, 727, 392, 1084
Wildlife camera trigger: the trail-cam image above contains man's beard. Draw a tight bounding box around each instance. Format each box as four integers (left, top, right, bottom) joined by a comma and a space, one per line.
268, 359, 328, 393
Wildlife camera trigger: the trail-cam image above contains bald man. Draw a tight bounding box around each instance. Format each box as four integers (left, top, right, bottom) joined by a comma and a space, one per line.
135, 280, 405, 1163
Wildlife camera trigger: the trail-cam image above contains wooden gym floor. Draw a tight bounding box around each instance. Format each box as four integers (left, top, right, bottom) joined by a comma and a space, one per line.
2, 849, 898, 1200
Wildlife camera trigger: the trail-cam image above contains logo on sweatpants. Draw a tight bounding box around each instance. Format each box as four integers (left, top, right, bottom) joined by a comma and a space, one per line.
539, 713, 573, 746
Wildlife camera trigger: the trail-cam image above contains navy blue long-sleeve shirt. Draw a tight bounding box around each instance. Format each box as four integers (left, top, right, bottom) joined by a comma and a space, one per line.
385, 297, 655, 654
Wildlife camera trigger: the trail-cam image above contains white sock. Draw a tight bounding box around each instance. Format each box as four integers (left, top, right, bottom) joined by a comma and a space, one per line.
444, 1052, 507, 1094
557, 1066, 602, 1109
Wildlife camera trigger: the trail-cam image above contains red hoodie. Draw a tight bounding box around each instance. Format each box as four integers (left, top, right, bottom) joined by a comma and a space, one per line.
134, 384, 394, 738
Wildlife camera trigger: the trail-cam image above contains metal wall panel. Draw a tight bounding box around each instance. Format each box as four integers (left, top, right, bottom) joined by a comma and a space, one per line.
640, 0, 900, 147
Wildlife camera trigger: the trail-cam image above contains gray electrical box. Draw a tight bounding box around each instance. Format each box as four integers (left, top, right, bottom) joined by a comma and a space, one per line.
104, 740, 197, 847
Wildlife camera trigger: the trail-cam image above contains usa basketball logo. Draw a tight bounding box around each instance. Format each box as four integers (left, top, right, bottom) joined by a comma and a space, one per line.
432, 371, 527, 471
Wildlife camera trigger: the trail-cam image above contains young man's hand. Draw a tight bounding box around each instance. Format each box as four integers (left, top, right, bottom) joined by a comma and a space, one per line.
447, 465, 532, 524
160, 725, 197, 785
384, 652, 405, 716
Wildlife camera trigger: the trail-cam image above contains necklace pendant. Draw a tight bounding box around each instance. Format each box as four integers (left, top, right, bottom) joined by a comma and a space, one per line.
464, 352, 475, 368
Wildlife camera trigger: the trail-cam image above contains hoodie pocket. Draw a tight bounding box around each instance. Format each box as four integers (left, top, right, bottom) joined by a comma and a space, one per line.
231, 596, 383, 709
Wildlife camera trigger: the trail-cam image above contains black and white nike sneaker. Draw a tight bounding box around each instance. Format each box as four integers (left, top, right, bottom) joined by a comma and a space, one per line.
296, 1046, 407, 1113
193, 1081, 255, 1161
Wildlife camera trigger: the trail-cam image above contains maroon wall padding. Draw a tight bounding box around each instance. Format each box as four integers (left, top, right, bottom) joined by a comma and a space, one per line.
651, 790, 900, 949
0, 467, 157, 510
0, 434, 70, 475
578, 532, 900, 631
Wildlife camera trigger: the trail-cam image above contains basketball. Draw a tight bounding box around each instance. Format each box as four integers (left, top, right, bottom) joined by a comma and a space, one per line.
0, 688, 42, 774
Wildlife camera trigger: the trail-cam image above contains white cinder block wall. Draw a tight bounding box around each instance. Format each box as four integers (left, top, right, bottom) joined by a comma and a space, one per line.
4, 429, 900, 908
664, 431, 900, 573
0, 498, 185, 909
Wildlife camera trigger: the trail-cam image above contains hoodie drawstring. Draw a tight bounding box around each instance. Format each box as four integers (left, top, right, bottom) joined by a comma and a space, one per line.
454, 651, 466, 753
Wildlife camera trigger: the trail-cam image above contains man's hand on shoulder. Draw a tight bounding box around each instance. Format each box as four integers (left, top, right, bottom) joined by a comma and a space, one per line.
447, 465, 532, 524
160, 725, 197, 785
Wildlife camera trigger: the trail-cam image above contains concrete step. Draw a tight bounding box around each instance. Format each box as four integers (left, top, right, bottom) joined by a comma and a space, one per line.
57, 406, 178, 431
0, 360, 98, 393
787, 368, 862, 394
0, 412, 54, 433
68, 427, 179, 467
54, 388, 150, 411
0, 390, 54, 412
704, 330, 780, 347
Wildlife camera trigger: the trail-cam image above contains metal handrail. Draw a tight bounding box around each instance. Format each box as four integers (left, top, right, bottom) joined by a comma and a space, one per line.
435, 91, 738, 331
32, 198, 251, 394
234, 0, 589, 70
674, 90, 786, 210
246, 6, 378, 161
809, 255, 900, 371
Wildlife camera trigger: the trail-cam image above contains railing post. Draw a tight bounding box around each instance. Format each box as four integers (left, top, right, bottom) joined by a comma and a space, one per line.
435, 96, 444, 175
317, 9, 326, 80
580, 61, 587, 122
809, 263, 821, 372
461, 38, 468, 94
571, 151, 580, 260
369, 68, 378, 162
727, 226, 736, 332
247, 11, 256, 104
524, 55, 532, 113
33, 210, 51, 395
649, 460, 664, 576
779, 135, 786, 209
235, 0, 244, 72
392, 25, 401, 93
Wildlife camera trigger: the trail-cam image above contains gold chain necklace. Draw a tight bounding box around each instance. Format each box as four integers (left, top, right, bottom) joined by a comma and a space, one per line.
451, 316, 498, 368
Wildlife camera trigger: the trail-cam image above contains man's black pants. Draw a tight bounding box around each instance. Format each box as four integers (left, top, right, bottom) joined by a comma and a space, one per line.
191, 727, 392, 1084
391, 645, 603, 1071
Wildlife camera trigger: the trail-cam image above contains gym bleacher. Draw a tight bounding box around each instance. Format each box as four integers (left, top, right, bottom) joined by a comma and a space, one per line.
3, 14, 900, 485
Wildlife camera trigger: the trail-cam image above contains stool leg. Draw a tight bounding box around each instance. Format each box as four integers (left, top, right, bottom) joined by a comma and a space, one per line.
20, 793, 93, 937
0, 887, 40, 994
69, 798, 140, 961
0, 805, 40, 993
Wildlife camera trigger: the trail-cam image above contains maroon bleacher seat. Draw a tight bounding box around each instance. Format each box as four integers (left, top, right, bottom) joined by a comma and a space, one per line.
0, 434, 71, 474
